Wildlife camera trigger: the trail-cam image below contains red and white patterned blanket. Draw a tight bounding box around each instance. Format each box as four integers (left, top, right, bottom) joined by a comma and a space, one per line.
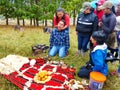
1, 58, 75, 90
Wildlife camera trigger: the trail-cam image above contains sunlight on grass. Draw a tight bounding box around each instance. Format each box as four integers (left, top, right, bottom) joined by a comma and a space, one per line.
0, 26, 120, 90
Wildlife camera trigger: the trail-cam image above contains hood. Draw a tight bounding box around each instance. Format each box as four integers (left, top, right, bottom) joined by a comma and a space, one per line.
92, 43, 107, 52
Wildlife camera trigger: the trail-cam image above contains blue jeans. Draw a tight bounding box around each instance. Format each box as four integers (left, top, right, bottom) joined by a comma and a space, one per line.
78, 32, 90, 52
49, 46, 66, 58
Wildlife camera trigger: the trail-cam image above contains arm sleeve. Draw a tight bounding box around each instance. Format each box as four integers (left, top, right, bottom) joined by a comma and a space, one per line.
93, 16, 98, 32
53, 16, 57, 27
76, 16, 79, 31
65, 14, 70, 27
102, 16, 116, 34
93, 51, 104, 71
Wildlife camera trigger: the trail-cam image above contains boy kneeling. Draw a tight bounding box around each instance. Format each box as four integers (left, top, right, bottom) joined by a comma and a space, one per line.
78, 31, 108, 78
49, 20, 70, 58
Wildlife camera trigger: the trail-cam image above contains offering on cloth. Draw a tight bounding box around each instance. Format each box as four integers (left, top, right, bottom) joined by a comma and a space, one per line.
33, 70, 52, 83
61, 64, 68, 69
65, 79, 89, 90
30, 59, 36, 67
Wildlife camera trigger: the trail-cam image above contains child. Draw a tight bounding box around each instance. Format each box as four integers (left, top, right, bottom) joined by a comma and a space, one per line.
49, 20, 70, 58
78, 31, 108, 78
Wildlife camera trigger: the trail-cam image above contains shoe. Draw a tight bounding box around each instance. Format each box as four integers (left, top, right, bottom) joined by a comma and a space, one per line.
76, 50, 81, 55
81, 52, 86, 56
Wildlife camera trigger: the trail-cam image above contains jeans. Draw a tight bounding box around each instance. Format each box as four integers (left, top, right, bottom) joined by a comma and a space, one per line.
49, 46, 66, 58
78, 32, 90, 52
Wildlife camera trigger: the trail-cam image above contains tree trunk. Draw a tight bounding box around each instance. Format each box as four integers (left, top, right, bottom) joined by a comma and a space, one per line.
23, 19, 25, 26
42, 20, 44, 26
45, 19, 47, 26
30, 18, 32, 26
6, 17, 8, 25
17, 17, 20, 25
33, 18, 36, 26
36, 18, 39, 26
73, 9, 76, 26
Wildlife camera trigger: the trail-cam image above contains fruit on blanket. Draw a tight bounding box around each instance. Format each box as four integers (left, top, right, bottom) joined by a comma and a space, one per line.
34, 70, 52, 83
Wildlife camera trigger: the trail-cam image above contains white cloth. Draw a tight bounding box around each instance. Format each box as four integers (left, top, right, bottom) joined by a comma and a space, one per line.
0, 55, 29, 74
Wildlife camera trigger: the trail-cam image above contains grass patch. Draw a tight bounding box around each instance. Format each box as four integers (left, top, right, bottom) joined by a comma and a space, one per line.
0, 26, 120, 90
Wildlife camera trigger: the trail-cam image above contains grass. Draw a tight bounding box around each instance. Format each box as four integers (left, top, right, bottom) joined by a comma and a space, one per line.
0, 26, 120, 90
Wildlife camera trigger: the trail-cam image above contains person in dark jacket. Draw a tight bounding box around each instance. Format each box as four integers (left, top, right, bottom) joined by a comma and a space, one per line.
100, 1, 116, 37
100, 1, 117, 57
78, 31, 108, 79
76, 2, 98, 55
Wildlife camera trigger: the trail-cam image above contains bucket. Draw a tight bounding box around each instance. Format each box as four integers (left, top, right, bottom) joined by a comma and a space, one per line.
89, 71, 106, 90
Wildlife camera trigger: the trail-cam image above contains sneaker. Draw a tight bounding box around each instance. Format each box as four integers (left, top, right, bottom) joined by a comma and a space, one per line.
81, 51, 86, 56
76, 50, 81, 55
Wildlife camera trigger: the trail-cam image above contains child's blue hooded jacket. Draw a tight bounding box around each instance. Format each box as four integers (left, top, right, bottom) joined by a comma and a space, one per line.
91, 43, 108, 76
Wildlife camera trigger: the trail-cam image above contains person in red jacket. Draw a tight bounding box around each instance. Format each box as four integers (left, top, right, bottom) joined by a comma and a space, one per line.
94, 3, 104, 22
94, 0, 104, 30
53, 7, 70, 32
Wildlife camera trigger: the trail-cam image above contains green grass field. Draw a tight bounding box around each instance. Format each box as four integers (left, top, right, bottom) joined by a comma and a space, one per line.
0, 26, 120, 90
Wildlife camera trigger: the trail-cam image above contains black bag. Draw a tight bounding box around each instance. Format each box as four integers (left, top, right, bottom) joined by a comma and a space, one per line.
78, 62, 93, 79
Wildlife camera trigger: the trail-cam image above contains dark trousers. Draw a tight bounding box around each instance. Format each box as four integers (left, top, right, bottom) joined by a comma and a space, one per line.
78, 66, 92, 79
78, 61, 93, 79
78, 32, 90, 52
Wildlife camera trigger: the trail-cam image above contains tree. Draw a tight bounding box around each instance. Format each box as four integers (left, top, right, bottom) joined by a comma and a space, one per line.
0, 0, 15, 25
0, 0, 92, 26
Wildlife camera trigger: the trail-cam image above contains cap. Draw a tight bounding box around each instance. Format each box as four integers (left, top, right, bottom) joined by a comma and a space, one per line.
100, 1, 113, 9
80, 2, 91, 12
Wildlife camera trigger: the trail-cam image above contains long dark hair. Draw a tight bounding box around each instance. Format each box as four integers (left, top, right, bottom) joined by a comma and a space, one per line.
55, 7, 66, 23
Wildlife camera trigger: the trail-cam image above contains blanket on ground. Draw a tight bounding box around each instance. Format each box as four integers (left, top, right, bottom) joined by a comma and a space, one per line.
0, 55, 75, 90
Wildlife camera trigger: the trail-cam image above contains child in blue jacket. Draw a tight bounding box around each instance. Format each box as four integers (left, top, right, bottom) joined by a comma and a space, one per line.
78, 31, 108, 78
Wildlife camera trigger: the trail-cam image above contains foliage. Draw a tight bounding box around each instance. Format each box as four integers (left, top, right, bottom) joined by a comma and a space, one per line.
0, 0, 91, 26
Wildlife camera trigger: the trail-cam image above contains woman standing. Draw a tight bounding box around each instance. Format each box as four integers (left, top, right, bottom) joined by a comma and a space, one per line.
76, 2, 98, 56
53, 7, 70, 32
